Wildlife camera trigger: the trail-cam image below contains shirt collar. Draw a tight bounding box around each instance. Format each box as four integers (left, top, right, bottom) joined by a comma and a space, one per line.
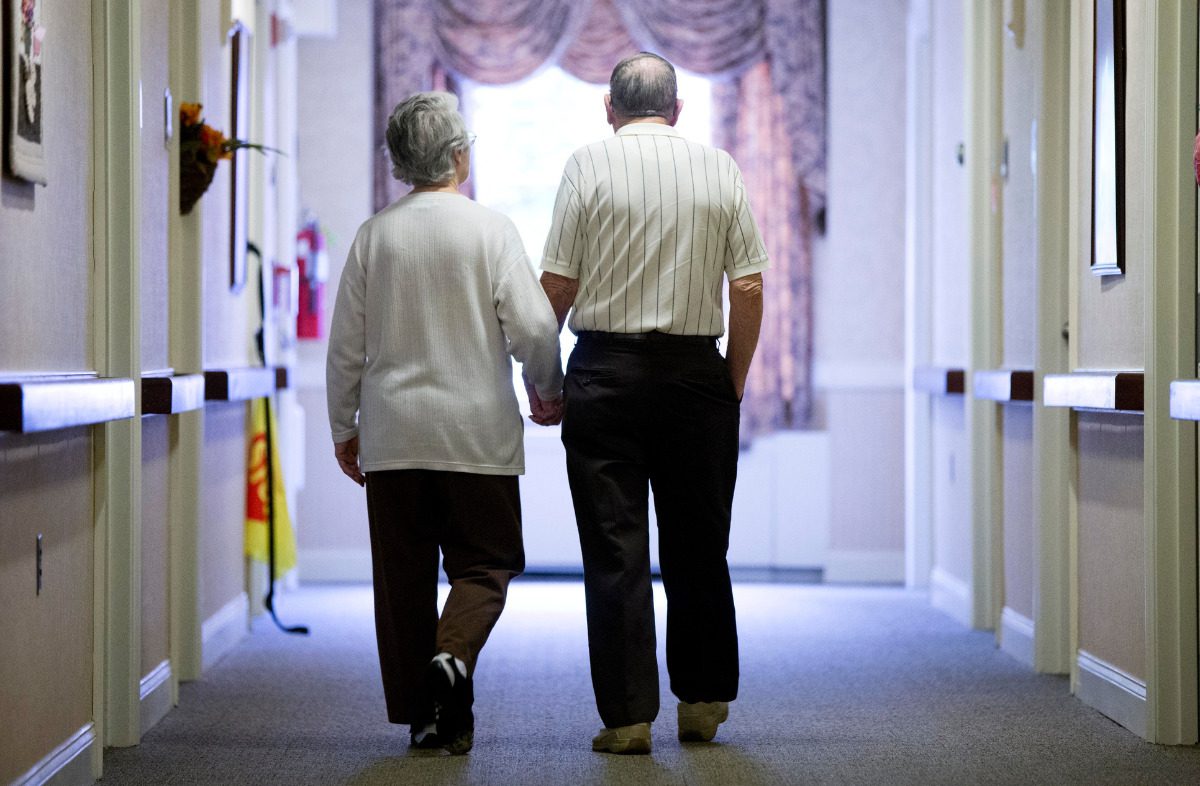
615, 122, 680, 138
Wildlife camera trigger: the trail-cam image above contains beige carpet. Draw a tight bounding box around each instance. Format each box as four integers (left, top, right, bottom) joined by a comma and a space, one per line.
102, 582, 1200, 785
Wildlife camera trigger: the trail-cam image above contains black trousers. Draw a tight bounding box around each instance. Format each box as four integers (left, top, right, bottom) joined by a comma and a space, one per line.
562, 332, 741, 728
364, 469, 524, 724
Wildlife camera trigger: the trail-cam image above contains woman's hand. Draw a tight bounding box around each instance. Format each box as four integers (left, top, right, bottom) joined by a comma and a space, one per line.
524, 378, 564, 426
334, 437, 365, 486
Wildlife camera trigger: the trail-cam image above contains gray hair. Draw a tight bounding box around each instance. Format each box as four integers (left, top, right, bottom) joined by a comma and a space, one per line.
609, 52, 677, 120
385, 92, 469, 186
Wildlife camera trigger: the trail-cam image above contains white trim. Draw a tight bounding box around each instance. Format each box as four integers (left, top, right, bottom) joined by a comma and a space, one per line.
813, 361, 905, 391
1076, 650, 1148, 739
903, 0, 935, 591
93, 0, 146, 752
90, 6, 109, 771
201, 593, 249, 672
298, 548, 374, 583
999, 607, 1036, 669
11, 723, 96, 786
823, 550, 905, 584
1139, 0, 1199, 746
139, 660, 173, 736
168, 0, 205, 689
964, 0, 1003, 633
1030, 0, 1073, 678
930, 566, 973, 628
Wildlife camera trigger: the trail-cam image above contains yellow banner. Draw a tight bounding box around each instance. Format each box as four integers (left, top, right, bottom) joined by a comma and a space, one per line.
245, 398, 297, 578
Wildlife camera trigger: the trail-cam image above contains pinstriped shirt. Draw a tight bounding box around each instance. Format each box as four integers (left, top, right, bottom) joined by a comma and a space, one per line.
540, 122, 770, 336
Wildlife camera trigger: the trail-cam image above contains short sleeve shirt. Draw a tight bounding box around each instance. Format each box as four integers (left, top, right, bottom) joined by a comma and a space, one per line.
540, 122, 770, 336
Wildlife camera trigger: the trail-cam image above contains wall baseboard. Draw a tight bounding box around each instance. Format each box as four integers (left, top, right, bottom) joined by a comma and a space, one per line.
201, 592, 249, 673
298, 548, 373, 583
1076, 650, 1147, 739
11, 723, 95, 786
139, 659, 173, 736
999, 607, 1036, 668
930, 566, 972, 627
823, 549, 904, 584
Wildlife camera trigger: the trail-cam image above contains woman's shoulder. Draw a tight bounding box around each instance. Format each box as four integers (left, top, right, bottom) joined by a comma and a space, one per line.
361, 195, 521, 254
374, 193, 512, 225
456, 197, 517, 227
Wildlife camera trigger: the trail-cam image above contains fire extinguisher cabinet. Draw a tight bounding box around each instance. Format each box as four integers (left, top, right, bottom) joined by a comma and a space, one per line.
296, 218, 328, 340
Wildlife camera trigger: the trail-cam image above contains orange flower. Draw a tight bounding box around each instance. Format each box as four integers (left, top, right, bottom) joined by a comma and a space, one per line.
180, 102, 203, 128
199, 124, 226, 153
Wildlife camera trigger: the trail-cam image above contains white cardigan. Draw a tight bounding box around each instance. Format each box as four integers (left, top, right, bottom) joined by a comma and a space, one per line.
326, 192, 563, 475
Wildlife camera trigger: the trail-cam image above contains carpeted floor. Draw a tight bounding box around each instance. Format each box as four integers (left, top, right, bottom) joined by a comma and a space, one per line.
101, 582, 1200, 785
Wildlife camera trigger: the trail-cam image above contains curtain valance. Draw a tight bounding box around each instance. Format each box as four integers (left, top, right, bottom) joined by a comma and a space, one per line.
431, 0, 594, 84
611, 0, 767, 79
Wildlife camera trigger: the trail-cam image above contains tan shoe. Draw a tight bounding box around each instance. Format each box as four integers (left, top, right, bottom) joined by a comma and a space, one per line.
677, 701, 729, 742
592, 722, 652, 754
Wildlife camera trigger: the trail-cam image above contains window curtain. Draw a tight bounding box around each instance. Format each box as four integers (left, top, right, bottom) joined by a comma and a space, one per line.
714, 62, 814, 434
372, 0, 825, 433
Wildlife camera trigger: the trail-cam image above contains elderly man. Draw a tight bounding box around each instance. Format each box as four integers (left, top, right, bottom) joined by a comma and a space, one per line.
536, 52, 768, 754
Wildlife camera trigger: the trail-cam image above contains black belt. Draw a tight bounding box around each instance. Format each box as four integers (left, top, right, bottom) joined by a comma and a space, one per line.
575, 331, 717, 347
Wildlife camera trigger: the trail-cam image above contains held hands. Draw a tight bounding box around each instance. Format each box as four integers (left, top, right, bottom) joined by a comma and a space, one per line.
524, 376, 564, 426
334, 437, 365, 486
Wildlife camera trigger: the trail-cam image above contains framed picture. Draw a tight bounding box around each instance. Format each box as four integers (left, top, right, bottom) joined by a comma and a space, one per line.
7, 0, 47, 183
228, 22, 250, 293
1091, 0, 1125, 276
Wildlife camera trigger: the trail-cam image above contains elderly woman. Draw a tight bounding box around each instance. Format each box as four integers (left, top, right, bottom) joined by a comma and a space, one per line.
326, 92, 564, 755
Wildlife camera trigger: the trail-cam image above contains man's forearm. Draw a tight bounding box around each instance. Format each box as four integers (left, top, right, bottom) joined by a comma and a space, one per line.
540, 271, 579, 332
726, 274, 764, 400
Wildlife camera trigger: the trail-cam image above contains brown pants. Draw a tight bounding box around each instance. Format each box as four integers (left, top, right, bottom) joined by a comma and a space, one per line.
365, 469, 524, 725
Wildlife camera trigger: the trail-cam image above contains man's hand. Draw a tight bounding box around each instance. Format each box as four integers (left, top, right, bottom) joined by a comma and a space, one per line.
525, 377, 564, 426
334, 437, 365, 486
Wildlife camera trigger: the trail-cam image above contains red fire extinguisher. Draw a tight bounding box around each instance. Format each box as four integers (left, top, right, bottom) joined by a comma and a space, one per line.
296, 217, 328, 340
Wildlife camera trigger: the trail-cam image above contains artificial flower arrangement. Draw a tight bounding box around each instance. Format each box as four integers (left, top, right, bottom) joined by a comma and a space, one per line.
178, 102, 277, 214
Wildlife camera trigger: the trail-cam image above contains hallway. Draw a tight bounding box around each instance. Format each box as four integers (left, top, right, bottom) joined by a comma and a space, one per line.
102, 583, 1200, 785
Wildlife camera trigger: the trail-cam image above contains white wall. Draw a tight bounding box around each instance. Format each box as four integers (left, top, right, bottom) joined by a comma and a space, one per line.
293, 0, 376, 577
814, 0, 908, 582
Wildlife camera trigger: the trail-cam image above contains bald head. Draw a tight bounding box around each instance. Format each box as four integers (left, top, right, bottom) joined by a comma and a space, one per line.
609, 53, 678, 121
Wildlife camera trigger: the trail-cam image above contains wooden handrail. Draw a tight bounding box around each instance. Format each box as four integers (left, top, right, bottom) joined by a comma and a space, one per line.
0, 377, 136, 433
142, 374, 207, 415
1043, 371, 1144, 413
973, 369, 1035, 402
1169, 380, 1200, 421
204, 367, 277, 402
913, 366, 966, 396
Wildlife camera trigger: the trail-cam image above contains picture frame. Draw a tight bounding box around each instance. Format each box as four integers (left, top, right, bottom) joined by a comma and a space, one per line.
6, 0, 47, 183
228, 22, 250, 293
1090, 0, 1125, 276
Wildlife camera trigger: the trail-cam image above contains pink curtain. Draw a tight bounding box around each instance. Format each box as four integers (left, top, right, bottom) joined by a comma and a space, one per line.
715, 62, 814, 433
560, 0, 640, 85
372, 0, 825, 433
431, 0, 593, 84
611, 0, 767, 78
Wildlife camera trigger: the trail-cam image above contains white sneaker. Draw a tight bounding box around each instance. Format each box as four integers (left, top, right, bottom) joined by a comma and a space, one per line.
592, 722, 652, 754
677, 701, 729, 742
